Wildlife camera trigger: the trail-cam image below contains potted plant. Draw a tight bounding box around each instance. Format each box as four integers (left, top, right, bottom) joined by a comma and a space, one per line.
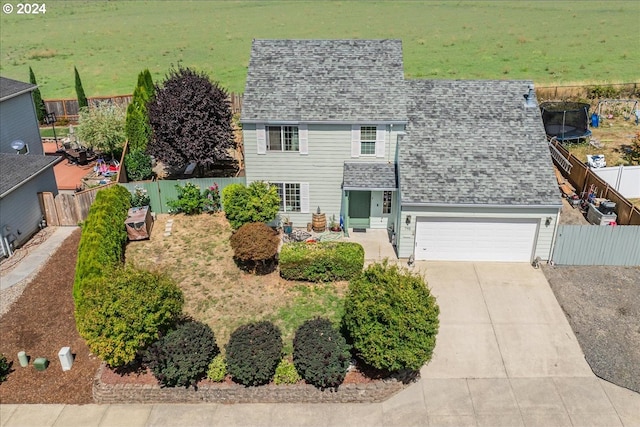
281, 215, 293, 235
329, 215, 341, 232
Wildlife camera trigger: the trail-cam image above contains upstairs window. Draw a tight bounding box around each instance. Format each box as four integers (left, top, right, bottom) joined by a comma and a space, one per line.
268, 126, 299, 151
360, 126, 376, 155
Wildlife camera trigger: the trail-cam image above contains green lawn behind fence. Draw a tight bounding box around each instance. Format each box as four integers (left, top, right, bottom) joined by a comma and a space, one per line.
1, 1, 638, 98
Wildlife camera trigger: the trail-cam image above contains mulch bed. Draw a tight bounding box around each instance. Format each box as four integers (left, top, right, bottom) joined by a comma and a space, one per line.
0, 229, 100, 404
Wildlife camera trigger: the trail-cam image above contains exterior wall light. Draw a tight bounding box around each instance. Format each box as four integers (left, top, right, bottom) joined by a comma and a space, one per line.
406, 215, 411, 225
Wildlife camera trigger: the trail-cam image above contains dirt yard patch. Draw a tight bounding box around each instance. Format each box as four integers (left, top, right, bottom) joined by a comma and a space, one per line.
125, 213, 347, 353
543, 265, 640, 393
566, 117, 638, 167
0, 229, 99, 404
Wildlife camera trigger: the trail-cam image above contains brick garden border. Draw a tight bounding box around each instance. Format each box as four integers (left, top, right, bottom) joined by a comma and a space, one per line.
93, 364, 417, 404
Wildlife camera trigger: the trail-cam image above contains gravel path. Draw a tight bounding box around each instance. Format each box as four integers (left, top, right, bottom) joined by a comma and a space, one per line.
543, 265, 640, 393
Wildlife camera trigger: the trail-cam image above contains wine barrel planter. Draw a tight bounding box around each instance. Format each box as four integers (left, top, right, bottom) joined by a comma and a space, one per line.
312, 213, 326, 232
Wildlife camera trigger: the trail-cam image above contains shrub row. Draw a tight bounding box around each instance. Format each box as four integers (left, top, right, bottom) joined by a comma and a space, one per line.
279, 242, 364, 282
73, 184, 131, 302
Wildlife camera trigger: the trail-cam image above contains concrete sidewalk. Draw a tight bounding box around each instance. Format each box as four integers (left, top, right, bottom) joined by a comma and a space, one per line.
0, 226, 78, 291
1, 262, 639, 426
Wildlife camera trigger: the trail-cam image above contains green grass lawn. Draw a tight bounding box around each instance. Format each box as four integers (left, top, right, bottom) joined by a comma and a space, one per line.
1, 1, 638, 98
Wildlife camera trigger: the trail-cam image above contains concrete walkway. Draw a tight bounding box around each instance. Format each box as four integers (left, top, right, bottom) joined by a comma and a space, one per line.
0, 226, 78, 290
1, 261, 639, 426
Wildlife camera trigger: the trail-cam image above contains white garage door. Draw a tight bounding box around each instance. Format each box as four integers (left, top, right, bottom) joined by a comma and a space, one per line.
414, 217, 538, 262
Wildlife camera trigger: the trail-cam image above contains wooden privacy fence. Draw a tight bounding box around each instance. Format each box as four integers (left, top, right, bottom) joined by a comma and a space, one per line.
552, 225, 640, 266
549, 140, 640, 225
39, 183, 115, 226
119, 177, 246, 214
44, 93, 243, 122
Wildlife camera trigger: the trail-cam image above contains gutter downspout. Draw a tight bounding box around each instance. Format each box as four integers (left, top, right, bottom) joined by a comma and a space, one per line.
548, 206, 562, 264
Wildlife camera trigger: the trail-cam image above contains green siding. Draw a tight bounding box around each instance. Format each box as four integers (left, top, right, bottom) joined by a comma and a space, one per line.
397, 205, 560, 260
243, 123, 403, 228
552, 225, 640, 266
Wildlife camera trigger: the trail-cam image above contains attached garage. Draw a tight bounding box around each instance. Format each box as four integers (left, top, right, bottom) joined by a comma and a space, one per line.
414, 217, 538, 262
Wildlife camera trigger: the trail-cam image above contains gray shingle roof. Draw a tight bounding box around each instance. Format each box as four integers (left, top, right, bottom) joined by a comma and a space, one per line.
399, 80, 561, 206
0, 77, 36, 102
0, 154, 60, 197
343, 162, 397, 190
241, 39, 407, 123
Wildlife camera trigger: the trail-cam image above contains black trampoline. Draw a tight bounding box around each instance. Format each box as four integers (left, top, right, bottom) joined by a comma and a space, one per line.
540, 102, 592, 142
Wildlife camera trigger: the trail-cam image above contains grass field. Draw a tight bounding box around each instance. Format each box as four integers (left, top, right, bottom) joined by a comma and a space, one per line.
1, 1, 638, 98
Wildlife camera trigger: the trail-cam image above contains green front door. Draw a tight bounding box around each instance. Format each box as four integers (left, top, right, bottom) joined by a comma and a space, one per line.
349, 191, 371, 228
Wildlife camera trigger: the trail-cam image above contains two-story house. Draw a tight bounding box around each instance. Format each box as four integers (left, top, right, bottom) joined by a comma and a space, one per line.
241, 40, 562, 263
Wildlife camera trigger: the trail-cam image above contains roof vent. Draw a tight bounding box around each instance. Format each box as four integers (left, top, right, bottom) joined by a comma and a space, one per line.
524, 84, 536, 108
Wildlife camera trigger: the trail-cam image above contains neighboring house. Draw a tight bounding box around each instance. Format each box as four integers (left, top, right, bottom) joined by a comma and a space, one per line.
241, 39, 562, 262
0, 76, 60, 257
0, 76, 44, 155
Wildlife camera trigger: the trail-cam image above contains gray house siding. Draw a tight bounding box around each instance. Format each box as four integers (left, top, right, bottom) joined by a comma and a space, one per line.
396, 205, 560, 261
0, 168, 57, 248
243, 123, 403, 227
0, 93, 43, 155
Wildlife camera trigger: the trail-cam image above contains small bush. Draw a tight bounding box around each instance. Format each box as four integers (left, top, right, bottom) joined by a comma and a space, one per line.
207, 354, 226, 382
202, 184, 221, 213
167, 182, 207, 215
0, 354, 11, 383
293, 317, 350, 389
273, 359, 301, 385
221, 181, 280, 229
75, 266, 184, 367
279, 242, 364, 282
130, 186, 151, 208
124, 150, 153, 181
225, 321, 283, 386
144, 321, 219, 388
230, 222, 279, 273
343, 261, 439, 372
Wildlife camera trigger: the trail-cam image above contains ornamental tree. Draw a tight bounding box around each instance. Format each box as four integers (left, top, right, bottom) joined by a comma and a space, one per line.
146, 66, 235, 170
76, 101, 126, 157
74, 66, 88, 109
29, 67, 47, 124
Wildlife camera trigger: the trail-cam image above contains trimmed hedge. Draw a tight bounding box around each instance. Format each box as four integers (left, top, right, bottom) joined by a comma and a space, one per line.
293, 317, 350, 389
343, 261, 439, 372
73, 184, 131, 302
225, 321, 283, 386
230, 222, 279, 274
279, 242, 364, 282
75, 267, 184, 367
144, 321, 219, 388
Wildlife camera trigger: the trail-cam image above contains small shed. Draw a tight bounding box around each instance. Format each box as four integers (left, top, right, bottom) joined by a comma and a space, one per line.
125, 206, 153, 241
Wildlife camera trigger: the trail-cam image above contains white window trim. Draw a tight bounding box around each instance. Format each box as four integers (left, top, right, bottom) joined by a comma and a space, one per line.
299, 124, 308, 155
272, 182, 309, 214
360, 126, 377, 157
267, 125, 300, 152
256, 124, 266, 155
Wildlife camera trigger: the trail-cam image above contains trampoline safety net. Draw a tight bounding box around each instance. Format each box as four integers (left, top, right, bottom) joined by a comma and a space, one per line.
540, 102, 591, 142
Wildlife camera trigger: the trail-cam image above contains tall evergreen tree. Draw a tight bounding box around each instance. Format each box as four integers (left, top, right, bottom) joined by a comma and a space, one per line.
74, 66, 88, 109
124, 70, 155, 181
29, 67, 47, 124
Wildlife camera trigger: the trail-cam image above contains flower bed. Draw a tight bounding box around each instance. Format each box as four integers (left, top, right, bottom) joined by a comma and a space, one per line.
93, 364, 416, 404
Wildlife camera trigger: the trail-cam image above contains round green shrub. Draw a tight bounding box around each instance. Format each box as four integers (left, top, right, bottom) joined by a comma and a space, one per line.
343, 261, 439, 372
75, 266, 184, 367
221, 181, 280, 229
293, 317, 350, 389
0, 354, 11, 383
273, 359, 301, 385
207, 354, 226, 382
144, 321, 219, 388
167, 182, 207, 215
225, 321, 283, 386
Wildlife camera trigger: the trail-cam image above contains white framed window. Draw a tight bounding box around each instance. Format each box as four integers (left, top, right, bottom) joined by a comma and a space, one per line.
383, 191, 393, 214
274, 183, 301, 212
360, 126, 376, 155
268, 126, 299, 151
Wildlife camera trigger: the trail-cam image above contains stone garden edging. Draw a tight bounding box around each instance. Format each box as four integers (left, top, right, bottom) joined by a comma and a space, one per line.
92, 364, 416, 404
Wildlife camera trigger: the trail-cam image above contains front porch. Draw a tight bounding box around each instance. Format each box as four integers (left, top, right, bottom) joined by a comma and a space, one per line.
342, 228, 398, 263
